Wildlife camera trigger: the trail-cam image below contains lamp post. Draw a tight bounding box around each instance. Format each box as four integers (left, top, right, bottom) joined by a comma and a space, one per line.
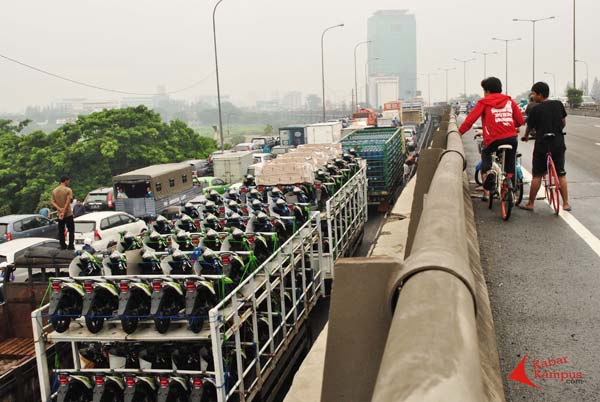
492, 37, 521, 95
575, 59, 588, 95
573, 0, 576, 91
365, 57, 380, 107
438, 67, 456, 103
212, 0, 226, 152
321, 23, 344, 122
420, 73, 438, 106
472, 50, 498, 78
454, 58, 476, 98
513, 16, 556, 84
353, 40, 371, 111
543, 72, 557, 97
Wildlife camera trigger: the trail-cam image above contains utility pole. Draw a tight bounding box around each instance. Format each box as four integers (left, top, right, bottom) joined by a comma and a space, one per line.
513, 16, 556, 84
439, 67, 456, 103
472, 50, 498, 78
454, 58, 476, 98
353, 40, 370, 111
212, 0, 226, 152
321, 23, 344, 122
492, 37, 521, 95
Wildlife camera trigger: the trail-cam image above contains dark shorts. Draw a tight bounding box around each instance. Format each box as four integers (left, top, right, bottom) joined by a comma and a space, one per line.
481, 136, 518, 177
532, 140, 566, 177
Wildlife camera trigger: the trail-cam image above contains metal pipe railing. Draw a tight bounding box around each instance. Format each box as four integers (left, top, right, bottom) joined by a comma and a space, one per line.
370, 114, 485, 402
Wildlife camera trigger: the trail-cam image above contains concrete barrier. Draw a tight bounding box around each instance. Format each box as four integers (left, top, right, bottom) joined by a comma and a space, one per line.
322, 108, 504, 402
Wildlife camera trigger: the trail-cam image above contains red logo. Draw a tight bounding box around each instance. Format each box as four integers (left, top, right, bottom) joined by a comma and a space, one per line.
508, 354, 584, 389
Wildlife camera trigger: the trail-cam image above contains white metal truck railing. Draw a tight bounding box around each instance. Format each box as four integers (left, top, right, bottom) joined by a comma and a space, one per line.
323, 161, 368, 278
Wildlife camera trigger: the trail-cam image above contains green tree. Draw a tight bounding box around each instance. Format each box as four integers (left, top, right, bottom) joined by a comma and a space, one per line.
566, 88, 583, 108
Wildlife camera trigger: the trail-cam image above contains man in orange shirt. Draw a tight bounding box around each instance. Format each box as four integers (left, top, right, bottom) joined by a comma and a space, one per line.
51, 175, 74, 250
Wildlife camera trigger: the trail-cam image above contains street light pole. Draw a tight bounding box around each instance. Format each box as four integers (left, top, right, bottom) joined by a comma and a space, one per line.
513, 16, 555, 84
543, 71, 556, 97
353, 40, 371, 111
365, 57, 379, 108
420, 73, 438, 106
321, 23, 344, 122
438, 67, 456, 103
575, 59, 588, 94
492, 37, 521, 95
212, 0, 226, 152
454, 58, 476, 98
573, 0, 576, 91
472, 50, 498, 78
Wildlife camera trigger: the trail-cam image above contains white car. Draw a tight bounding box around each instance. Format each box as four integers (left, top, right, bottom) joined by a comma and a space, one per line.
74, 212, 147, 251
403, 127, 416, 147
0, 238, 61, 283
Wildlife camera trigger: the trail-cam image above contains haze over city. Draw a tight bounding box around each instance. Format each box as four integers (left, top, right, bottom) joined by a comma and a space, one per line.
1, 0, 598, 113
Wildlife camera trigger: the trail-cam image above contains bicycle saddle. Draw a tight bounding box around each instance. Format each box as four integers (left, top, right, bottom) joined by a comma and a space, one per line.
497, 145, 513, 150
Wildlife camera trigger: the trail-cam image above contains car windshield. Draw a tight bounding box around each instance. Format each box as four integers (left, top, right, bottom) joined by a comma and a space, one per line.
86, 194, 107, 202
75, 221, 96, 233
0, 224, 6, 236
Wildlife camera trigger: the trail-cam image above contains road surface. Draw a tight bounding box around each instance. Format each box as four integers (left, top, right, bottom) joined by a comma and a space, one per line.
462, 114, 600, 401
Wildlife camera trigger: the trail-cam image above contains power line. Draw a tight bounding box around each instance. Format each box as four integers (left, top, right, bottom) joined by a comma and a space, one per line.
0, 52, 214, 96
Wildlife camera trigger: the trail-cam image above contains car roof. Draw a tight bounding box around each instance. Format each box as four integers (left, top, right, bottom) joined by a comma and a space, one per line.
0, 237, 59, 255
0, 214, 41, 223
74, 211, 129, 222
88, 187, 113, 194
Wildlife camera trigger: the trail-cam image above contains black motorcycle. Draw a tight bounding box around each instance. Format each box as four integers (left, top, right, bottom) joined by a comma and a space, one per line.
174, 231, 195, 252
223, 213, 247, 232
202, 230, 222, 252
145, 232, 169, 253
120, 232, 144, 252
49, 279, 84, 333
150, 278, 185, 334
82, 279, 119, 333
92, 375, 125, 402
56, 374, 94, 402
105, 251, 128, 275
75, 251, 103, 276
156, 376, 189, 402
153, 216, 174, 235
118, 279, 151, 334
203, 214, 223, 232
123, 376, 157, 402
139, 250, 164, 275
185, 278, 218, 333
175, 215, 197, 233
167, 250, 194, 275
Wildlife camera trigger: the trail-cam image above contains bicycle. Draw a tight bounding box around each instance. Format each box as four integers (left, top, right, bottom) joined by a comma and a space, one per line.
541, 133, 561, 215
474, 135, 524, 207
485, 144, 515, 221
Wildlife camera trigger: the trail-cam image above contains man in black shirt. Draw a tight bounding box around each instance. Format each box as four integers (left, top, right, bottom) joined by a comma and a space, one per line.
520, 82, 571, 211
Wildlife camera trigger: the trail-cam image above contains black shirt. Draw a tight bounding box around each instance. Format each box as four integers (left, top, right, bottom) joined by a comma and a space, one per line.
527, 100, 567, 144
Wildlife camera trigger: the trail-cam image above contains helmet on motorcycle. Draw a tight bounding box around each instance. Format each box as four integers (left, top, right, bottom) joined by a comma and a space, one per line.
149, 231, 161, 241
176, 230, 189, 241
256, 212, 268, 222
231, 228, 244, 240
205, 213, 218, 223
275, 198, 286, 207
109, 251, 123, 262
205, 229, 219, 239
251, 199, 263, 210
172, 249, 185, 260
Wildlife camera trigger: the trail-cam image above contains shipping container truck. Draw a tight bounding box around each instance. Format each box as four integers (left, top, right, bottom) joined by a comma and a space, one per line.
304, 122, 342, 144
279, 125, 307, 146
402, 101, 425, 126
212, 150, 255, 184
113, 163, 201, 218
341, 127, 406, 206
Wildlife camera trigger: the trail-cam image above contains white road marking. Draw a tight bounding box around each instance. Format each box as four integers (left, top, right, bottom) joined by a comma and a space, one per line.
520, 166, 600, 259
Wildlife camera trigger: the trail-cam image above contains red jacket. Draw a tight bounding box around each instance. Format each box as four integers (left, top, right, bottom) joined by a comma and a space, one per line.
459, 93, 524, 147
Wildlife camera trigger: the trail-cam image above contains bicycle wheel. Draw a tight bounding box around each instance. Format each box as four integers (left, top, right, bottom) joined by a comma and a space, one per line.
546, 157, 561, 215
500, 179, 513, 221
514, 178, 524, 206
475, 167, 483, 185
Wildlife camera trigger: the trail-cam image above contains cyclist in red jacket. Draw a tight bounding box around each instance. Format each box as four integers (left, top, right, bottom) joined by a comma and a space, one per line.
459, 77, 525, 200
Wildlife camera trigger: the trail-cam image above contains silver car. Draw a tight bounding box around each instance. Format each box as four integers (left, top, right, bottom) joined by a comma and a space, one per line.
0, 215, 58, 244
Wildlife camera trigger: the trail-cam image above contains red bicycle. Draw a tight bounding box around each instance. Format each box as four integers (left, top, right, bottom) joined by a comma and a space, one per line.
542, 133, 561, 215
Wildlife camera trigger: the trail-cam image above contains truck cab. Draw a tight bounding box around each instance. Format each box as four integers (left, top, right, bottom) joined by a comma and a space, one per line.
351, 109, 377, 127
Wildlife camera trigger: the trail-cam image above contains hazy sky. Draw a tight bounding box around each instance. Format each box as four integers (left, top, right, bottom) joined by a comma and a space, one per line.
1, 0, 598, 112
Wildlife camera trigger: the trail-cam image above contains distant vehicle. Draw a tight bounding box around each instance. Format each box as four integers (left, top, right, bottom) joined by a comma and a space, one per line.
0, 215, 58, 244
272, 145, 295, 156
402, 102, 425, 126
194, 176, 229, 195
184, 159, 212, 177
581, 96, 596, 107
0, 238, 61, 283
251, 136, 279, 150
351, 108, 378, 127
233, 142, 261, 152
253, 153, 274, 165
403, 128, 416, 147
74, 211, 147, 250
212, 151, 255, 184
112, 162, 200, 218
279, 125, 307, 146
304, 122, 343, 144
83, 187, 115, 213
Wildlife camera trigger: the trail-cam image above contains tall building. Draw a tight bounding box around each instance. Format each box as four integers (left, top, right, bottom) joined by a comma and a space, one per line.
367, 10, 417, 106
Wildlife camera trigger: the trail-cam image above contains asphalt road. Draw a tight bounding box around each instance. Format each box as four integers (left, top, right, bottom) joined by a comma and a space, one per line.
461, 114, 600, 401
